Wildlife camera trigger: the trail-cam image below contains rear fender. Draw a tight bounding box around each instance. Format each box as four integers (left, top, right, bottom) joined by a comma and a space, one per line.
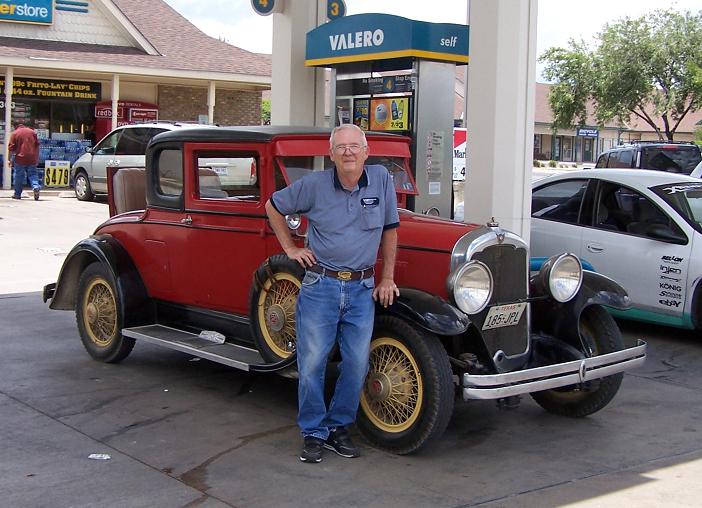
377, 287, 471, 336
48, 235, 151, 327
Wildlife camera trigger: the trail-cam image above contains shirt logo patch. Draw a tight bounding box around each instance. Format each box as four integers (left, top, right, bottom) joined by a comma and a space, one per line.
362, 197, 380, 207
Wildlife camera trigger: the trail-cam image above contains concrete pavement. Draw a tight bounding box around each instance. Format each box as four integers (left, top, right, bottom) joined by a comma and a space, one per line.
2, 192, 702, 507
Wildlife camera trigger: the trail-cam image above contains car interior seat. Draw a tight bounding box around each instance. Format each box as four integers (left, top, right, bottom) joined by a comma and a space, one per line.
626, 198, 667, 236
198, 168, 229, 199
595, 203, 618, 231
112, 167, 146, 215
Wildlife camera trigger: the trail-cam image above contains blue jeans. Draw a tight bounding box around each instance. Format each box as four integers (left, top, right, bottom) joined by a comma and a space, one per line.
13, 163, 40, 198
296, 270, 375, 440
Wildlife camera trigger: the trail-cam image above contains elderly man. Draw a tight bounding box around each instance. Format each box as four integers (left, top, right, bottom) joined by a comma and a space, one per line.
265, 124, 400, 463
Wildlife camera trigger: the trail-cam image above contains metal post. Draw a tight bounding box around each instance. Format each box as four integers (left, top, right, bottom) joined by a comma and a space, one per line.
208, 81, 216, 124
3, 67, 13, 190
111, 75, 120, 131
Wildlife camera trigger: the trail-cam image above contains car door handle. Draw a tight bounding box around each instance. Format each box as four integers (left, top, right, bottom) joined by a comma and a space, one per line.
586, 243, 604, 253
181, 215, 192, 225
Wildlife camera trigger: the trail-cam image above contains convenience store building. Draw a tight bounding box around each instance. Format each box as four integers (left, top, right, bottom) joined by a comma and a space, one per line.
1, 0, 271, 188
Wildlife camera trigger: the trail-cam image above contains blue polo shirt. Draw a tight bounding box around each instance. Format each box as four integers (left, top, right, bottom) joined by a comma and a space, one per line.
271, 164, 400, 271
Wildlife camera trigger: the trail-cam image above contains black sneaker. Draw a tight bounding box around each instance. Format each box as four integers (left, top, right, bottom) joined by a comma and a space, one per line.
300, 436, 324, 463
324, 427, 360, 458
11, 195, 21, 200
33, 188, 40, 201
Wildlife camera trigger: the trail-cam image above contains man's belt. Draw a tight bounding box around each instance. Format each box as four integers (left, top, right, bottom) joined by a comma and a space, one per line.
308, 265, 374, 281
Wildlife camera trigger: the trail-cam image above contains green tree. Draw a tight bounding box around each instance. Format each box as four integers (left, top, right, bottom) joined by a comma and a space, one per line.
261, 98, 271, 125
541, 9, 702, 141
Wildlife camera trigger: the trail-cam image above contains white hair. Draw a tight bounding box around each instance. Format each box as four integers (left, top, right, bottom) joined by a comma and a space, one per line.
329, 124, 367, 149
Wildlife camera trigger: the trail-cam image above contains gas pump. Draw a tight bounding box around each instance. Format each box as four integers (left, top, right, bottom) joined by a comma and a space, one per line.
306, 13, 468, 217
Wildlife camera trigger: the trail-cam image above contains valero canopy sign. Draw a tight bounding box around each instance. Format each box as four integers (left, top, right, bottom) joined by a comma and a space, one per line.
306, 13, 469, 67
0, 0, 53, 25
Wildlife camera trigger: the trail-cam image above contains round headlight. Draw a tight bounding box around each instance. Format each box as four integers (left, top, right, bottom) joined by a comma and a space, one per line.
452, 261, 493, 314
548, 254, 583, 303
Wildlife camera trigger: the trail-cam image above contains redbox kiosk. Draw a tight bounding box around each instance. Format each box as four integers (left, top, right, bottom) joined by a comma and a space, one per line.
94, 100, 159, 141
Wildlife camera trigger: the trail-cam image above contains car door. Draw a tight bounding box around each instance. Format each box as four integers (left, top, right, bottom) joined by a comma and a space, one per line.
181, 143, 268, 315
530, 178, 590, 259
86, 129, 122, 192
580, 180, 693, 318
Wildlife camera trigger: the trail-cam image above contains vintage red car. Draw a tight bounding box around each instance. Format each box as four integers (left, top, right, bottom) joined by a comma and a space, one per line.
44, 126, 646, 454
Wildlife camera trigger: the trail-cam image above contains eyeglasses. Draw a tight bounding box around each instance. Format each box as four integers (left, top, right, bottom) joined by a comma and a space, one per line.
333, 144, 366, 155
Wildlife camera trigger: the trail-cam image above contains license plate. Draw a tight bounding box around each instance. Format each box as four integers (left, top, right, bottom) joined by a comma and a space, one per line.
482, 302, 527, 330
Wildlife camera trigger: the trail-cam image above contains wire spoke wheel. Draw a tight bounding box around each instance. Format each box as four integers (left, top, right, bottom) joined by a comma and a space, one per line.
76, 263, 134, 363
357, 315, 454, 455
251, 255, 304, 364
82, 278, 117, 347
531, 306, 624, 417
257, 272, 301, 358
361, 337, 423, 432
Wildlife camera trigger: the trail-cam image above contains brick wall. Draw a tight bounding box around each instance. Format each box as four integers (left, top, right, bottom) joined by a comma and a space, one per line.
158, 85, 262, 125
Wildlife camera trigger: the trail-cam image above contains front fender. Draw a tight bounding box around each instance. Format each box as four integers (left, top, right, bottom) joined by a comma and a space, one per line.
47, 235, 151, 327
377, 287, 471, 336
530, 270, 630, 346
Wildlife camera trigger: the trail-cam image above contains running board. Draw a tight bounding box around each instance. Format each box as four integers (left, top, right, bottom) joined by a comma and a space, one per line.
121, 324, 296, 373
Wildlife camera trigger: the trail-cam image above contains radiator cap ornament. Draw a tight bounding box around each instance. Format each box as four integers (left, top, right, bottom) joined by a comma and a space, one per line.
487, 217, 505, 243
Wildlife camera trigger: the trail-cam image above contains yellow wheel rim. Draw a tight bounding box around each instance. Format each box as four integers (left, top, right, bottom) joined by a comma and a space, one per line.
82, 278, 117, 347
257, 272, 300, 358
360, 337, 424, 433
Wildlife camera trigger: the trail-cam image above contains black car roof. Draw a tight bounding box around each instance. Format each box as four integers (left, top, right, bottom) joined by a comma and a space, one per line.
150, 125, 404, 144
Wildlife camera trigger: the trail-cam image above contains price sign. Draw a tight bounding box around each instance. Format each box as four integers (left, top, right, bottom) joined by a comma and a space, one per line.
44, 160, 71, 188
251, 0, 284, 15
327, 0, 346, 20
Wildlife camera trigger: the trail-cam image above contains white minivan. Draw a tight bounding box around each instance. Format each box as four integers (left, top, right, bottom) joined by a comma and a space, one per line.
72, 122, 210, 201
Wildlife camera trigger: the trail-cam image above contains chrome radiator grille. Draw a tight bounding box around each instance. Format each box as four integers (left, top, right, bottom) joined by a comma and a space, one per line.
472, 244, 529, 359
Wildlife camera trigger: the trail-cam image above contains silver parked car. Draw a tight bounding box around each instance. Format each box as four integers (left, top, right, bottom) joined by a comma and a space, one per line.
71, 122, 212, 201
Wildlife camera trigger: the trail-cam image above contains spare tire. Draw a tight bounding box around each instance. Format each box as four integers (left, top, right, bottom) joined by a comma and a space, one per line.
249, 255, 304, 362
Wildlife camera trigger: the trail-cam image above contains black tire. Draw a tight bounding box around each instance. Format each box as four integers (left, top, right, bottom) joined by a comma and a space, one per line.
357, 315, 454, 455
691, 281, 702, 331
249, 255, 304, 362
531, 305, 624, 417
76, 263, 135, 363
74, 171, 94, 201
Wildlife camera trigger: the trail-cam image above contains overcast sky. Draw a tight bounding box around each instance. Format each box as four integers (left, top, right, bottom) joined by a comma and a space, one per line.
163, 0, 701, 81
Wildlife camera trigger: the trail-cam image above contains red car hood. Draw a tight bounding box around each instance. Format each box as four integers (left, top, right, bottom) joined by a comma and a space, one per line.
397, 209, 481, 253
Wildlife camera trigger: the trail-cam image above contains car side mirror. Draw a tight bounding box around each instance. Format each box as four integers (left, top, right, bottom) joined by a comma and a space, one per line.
647, 224, 687, 245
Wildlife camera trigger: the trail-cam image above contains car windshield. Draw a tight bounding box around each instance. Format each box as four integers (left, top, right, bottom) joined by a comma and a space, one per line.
652, 182, 702, 234
276, 155, 416, 193
641, 146, 701, 175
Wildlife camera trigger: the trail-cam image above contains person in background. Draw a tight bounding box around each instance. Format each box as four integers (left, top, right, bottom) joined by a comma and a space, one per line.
9, 121, 41, 200
265, 124, 400, 463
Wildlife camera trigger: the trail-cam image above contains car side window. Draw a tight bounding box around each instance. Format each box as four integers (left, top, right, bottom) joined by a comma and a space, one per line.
116, 128, 150, 156
94, 131, 121, 155
594, 182, 675, 237
196, 152, 260, 201
156, 149, 183, 196
595, 154, 608, 168
531, 180, 588, 224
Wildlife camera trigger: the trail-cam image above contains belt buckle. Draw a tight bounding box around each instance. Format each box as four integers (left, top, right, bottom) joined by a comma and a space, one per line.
337, 271, 352, 281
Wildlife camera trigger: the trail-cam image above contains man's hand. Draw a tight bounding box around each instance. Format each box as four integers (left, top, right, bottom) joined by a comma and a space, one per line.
284, 246, 316, 268
373, 278, 399, 308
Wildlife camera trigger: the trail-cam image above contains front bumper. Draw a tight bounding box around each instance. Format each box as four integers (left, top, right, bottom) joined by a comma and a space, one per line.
462, 340, 646, 400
